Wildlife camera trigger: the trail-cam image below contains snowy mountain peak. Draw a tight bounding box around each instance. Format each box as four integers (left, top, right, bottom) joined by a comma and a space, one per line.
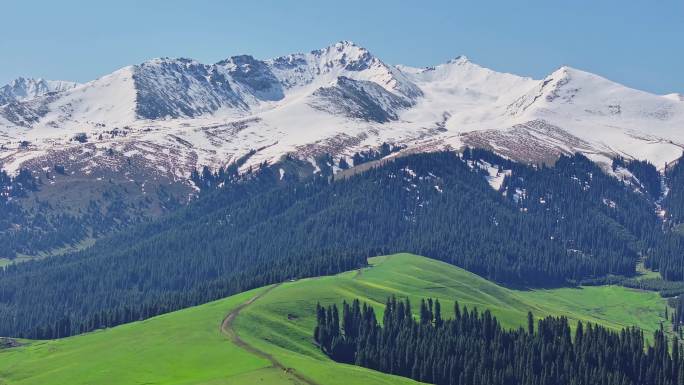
310, 40, 378, 72
218, 54, 259, 66
548, 65, 598, 82
447, 55, 470, 65
268, 41, 422, 99
0, 77, 80, 105
506, 65, 615, 116
142, 57, 204, 67
333, 40, 361, 48
320, 40, 369, 58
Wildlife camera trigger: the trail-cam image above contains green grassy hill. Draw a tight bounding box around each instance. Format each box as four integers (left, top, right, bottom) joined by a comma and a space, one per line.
0, 253, 669, 385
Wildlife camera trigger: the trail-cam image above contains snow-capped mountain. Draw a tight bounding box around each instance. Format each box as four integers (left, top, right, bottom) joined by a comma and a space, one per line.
1, 41, 683, 183
0, 77, 79, 104
665, 93, 684, 102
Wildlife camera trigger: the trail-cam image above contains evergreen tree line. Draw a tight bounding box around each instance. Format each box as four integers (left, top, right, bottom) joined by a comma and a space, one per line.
315, 297, 684, 385
649, 154, 684, 286
664, 154, 684, 224
0, 151, 666, 338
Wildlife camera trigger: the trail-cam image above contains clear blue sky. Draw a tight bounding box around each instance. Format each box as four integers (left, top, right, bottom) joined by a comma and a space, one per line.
2, 0, 682, 94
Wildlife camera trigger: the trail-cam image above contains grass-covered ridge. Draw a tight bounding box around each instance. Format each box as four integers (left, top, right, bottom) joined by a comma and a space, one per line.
0, 253, 670, 385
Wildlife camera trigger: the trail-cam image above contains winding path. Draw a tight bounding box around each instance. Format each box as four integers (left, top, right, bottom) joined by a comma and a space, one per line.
220, 284, 320, 385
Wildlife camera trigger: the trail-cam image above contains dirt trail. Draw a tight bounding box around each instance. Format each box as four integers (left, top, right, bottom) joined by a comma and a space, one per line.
220, 284, 320, 385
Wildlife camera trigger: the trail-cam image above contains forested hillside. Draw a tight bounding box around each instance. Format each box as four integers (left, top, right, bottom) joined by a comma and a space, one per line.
0, 165, 186, 260
664, 156, 684, 224
0, 170, 86, 257
495, 151, 660, 270
0, 150, 664, 339
656, 155, 684, 326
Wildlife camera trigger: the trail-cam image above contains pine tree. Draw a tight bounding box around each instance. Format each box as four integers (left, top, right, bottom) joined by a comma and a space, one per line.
527, 311, 534, 335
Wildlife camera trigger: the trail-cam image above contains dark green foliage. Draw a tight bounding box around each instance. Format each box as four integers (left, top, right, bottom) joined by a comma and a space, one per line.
612, 156, 662, 199
338, 157, 350, 170
675, 300, 684, 333
648, 234, 684, 282
316, 297, 684, 385
501, 153, 660, 269
646, 154, 684, 282
0, 169, 38, 201
664, 153, 684, 223
0, 151, 664, 338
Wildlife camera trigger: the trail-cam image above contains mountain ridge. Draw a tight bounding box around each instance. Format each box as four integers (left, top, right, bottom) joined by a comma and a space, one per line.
1, 41, 683, 183
0, 77, 80, 105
